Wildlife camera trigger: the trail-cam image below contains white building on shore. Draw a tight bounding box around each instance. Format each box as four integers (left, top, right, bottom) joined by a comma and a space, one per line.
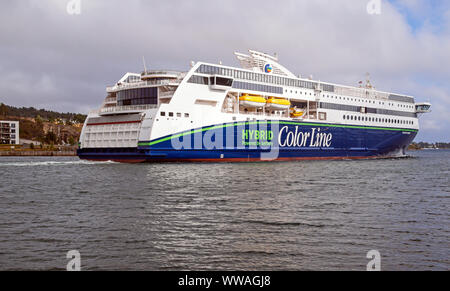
0, 121, 19, 145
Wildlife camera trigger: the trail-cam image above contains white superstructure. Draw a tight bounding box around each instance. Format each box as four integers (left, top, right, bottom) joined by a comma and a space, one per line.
79, 50, 430, 153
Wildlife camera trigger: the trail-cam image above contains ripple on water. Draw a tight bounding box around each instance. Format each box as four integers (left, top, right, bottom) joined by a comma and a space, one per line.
0, 151, 449, 270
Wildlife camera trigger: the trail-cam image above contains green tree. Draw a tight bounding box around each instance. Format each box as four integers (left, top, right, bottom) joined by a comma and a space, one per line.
0, 103, 8, 116
44, 131, 58, 145
68, 136, 76, 146
35, 115, 43, 125
73, 114, 86, 124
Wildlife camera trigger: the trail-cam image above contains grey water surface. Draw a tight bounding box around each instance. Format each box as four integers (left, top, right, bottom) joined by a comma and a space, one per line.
0, 150, 448, 270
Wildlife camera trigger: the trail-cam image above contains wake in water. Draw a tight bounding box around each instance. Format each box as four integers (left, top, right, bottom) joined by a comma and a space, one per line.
0, 160, 118, 167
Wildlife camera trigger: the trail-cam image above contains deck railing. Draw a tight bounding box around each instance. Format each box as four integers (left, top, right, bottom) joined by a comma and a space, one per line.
106, 79, 182, 92
98, 104, 158, 115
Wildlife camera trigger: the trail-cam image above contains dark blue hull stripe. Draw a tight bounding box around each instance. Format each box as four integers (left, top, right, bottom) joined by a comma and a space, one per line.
78, 120, 417, 162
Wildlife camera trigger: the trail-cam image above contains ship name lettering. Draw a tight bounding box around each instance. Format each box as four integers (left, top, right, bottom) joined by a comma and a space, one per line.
279, 126, 332, 148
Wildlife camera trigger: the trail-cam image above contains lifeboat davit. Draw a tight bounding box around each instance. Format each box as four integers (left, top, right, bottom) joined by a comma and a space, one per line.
239, 94, 266, 108
266, 97, 291, 110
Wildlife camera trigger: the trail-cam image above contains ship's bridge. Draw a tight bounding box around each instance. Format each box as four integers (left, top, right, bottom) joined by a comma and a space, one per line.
415, 102, 431, 114
100, 70, 185, 116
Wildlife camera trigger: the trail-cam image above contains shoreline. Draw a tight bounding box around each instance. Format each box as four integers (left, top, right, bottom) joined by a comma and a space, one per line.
0, 150, 76, 156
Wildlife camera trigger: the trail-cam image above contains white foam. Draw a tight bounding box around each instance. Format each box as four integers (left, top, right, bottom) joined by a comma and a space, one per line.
0, 160, 117, 167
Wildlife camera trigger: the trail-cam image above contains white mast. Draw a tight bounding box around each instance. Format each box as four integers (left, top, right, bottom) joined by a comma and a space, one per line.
142, 56, 148, 74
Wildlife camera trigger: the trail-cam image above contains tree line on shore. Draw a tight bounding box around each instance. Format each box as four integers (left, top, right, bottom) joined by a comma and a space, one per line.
409, 142, 450, 149
0, 103, 86, 124
0, 103, 86, 147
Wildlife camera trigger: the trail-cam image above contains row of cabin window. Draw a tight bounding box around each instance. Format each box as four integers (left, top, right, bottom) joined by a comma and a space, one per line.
323, 94, 414, 109
343, 115, 414, 125
319, 102, 417, 118
286, 89, 313, 96
197, 64, 317, 89
388, 94, 415, 103
233, 81, 283, 94
160, 112, 190, 118
187, 75, 284, 95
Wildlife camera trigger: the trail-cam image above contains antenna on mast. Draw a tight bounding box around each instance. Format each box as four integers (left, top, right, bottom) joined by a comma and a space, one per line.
365, 72, 373, 89
142, 56, 148, 74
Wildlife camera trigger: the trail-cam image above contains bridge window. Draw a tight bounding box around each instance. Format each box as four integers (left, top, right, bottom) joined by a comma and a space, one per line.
214, 77, 233, 87
117, 87, 157, 106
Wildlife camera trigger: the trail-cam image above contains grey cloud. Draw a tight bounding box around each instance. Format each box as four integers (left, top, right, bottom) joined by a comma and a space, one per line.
0, 0, 448, 141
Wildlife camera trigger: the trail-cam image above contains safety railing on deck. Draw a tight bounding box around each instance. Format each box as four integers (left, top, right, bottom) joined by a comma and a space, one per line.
106, 79, 182, 92
97, 104, 158, 115
104, 97, 117, 103
331, 85, 390, 100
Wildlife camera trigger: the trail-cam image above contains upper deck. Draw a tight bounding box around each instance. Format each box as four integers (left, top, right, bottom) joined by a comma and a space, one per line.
106, 71, 186, 93
92, 50, 427, 125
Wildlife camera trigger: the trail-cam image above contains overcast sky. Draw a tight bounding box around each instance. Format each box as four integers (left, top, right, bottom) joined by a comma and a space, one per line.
0, 0, 449, 142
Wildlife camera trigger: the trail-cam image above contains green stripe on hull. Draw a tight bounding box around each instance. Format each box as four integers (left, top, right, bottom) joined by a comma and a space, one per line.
138, 121, 419, 147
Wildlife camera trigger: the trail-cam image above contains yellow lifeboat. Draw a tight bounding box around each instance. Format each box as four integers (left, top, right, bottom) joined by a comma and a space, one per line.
239, 94, 266, 108
266, 97, 291, 110
290, 108, 304, 118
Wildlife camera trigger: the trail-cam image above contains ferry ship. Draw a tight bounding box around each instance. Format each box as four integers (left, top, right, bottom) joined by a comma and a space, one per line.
77, 50, 431, 162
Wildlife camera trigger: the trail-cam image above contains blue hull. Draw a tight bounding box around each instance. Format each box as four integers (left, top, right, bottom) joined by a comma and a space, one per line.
77, 120, 418, 162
